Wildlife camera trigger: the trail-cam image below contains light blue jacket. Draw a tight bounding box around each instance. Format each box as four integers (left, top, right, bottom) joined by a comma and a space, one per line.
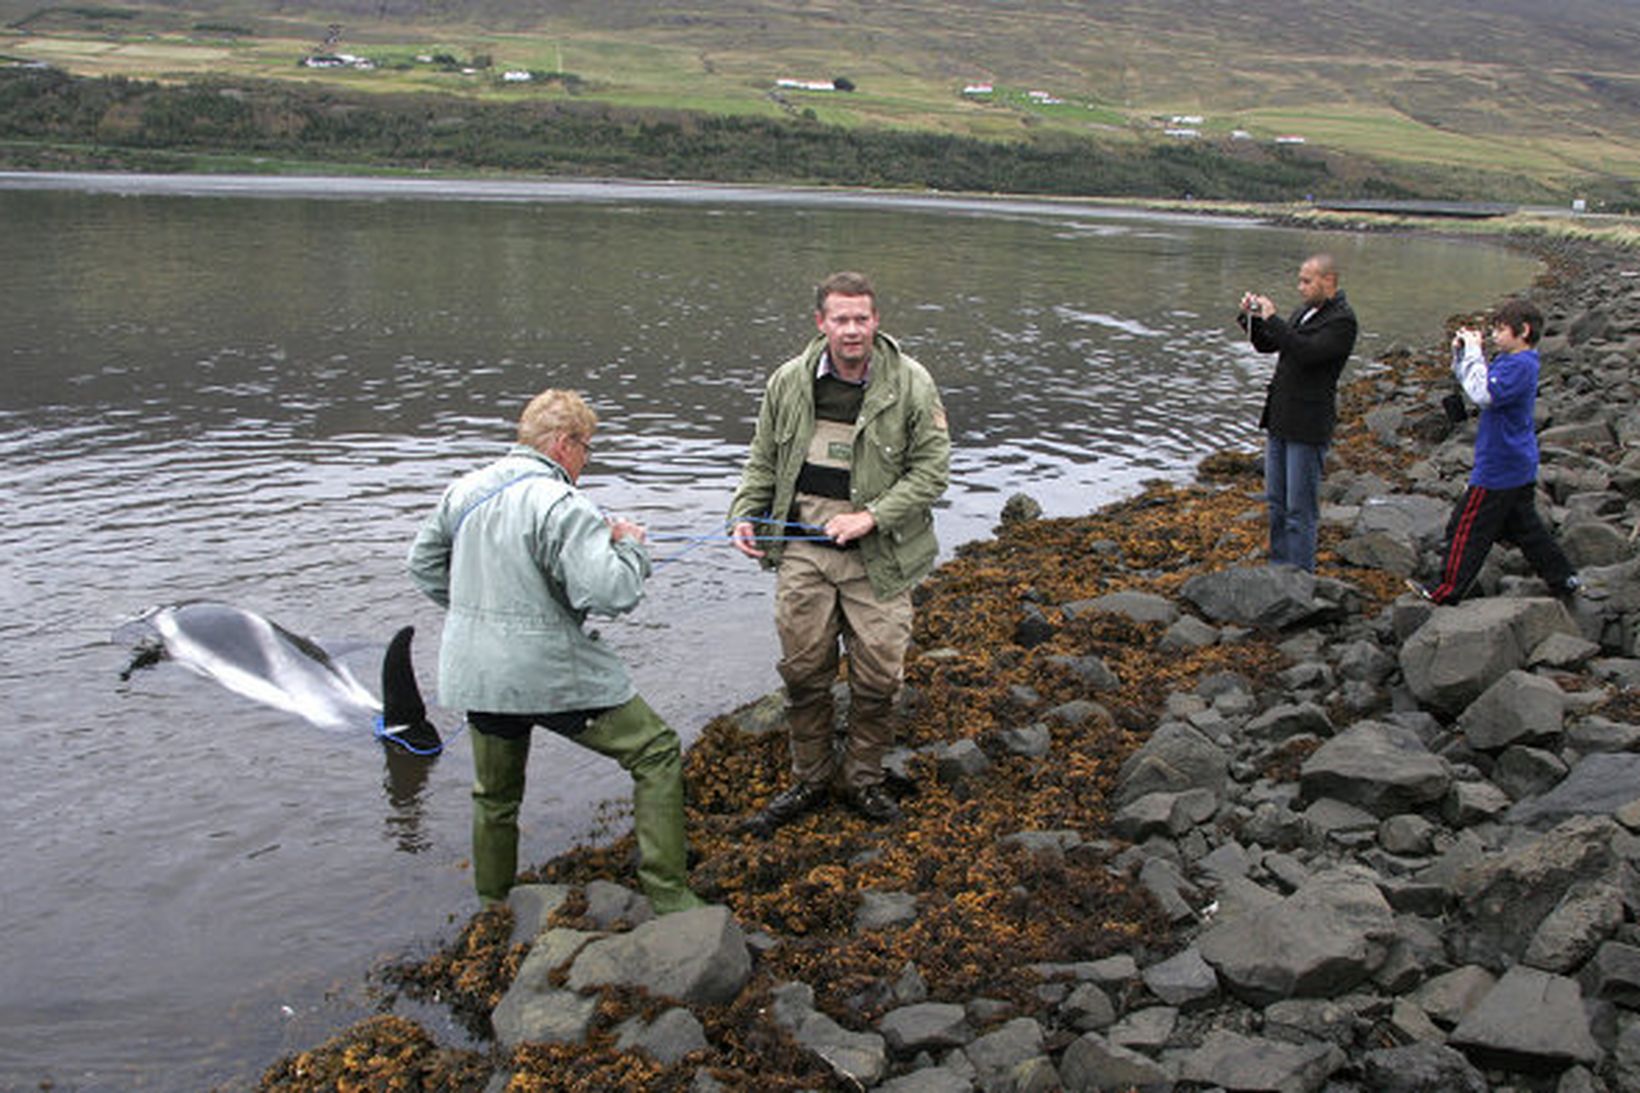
407, 445, 648, 713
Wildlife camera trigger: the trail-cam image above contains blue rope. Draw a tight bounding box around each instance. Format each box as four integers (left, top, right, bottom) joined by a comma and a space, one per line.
647, 532, 836, 542
450, 472, 556, 538
743, 515, 830, 534
647, 516, 837, 565
374, 714, 467, 756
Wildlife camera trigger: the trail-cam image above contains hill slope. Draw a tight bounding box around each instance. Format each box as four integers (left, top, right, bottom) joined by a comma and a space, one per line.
4, 0, 1638, 199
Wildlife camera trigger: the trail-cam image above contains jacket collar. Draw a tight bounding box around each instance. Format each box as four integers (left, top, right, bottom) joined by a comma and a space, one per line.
1299, 290, 1348, 324
506, 443, 573, 482
801, 330, 904, 382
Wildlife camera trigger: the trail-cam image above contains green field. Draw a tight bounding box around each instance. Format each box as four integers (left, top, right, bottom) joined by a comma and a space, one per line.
3, 0, 1638, 201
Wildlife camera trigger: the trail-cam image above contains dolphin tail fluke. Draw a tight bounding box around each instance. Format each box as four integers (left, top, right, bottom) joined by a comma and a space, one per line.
380, 626, 442, 755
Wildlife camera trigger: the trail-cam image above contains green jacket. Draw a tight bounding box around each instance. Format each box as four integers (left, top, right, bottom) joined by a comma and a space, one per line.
728, 332, 951, 599
407, 445, 647, 714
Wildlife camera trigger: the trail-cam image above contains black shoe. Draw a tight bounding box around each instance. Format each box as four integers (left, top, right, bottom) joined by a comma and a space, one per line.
741, 780, 829, 836
845, 783, 902, 824
1556, 575, 1584, 602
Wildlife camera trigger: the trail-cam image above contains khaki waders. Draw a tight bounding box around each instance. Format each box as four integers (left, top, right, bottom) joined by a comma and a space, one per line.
774, 540, 912, 791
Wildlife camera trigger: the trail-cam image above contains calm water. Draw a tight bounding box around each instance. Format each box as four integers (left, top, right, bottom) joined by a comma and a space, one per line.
0, 173, 1538, 1091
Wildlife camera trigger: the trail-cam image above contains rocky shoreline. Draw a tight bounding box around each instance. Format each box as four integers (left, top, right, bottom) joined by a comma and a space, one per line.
262, 236, 1640, 1092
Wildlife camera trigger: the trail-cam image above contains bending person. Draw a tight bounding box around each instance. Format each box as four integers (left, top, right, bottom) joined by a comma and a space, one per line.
408, 389, 703, 914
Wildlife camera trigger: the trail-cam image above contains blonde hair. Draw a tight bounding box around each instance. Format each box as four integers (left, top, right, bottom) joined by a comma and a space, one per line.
517, 389, 597, 454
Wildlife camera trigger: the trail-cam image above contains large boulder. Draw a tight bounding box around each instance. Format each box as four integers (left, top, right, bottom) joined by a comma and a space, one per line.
1299, 721, 1452, 816
1582, 557, 1640, 614
1455, 669, 1566, 751
1359, 1042, 1489, 1093
1336, 530, 1419, 577
1562, 519, 1635, 568
1521, 880, 1625, 974
1113, 788, 1218, 842
1399, 599, 1577, 715
875, 1070, 975, 1093
1198, 867, 1397, 1005
505, 883, 575, 946
1177, 1029, 1345, 1093
1114, 721, 1228, 806
1448, 966, 1602, 1071
1410, 965, 1496, 1028
1245, 701, 1335, 742
1062, 590, 1179, 627
1451, 815, 1634, 969
771, 982, 889, 1087
1179, 566, 1323, 630
1059, 1032, 1172, 1092
566, 904, 751, 1005
1142, 946, 1219, 1008
877, 1002, 973, 1055
1354, 493, 1453, 551
1585, 942, 1640, 1007
491, 927, 605, 1049
962, 1017, 1046, 1093
612, 1007, 709, 1065
1507, 752, 1640, 827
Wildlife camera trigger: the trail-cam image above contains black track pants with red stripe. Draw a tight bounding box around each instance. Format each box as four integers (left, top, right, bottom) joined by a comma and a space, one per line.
1429, 482, 1576, 604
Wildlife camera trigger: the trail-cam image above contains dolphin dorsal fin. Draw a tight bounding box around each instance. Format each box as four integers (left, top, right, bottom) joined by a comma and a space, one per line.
380, 626, 441, 754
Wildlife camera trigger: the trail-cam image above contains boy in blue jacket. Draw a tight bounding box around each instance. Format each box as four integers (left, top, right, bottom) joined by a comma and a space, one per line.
1411, 298, 1580, 604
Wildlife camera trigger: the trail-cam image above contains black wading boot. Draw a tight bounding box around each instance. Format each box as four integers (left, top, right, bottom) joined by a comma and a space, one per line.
741, 779, 830, 837
844, 782, 902, 824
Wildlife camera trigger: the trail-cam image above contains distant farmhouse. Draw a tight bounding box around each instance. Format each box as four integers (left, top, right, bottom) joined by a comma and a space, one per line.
302, 52, 373, 70
963, 83, 994, 96
776, 78, 836, 92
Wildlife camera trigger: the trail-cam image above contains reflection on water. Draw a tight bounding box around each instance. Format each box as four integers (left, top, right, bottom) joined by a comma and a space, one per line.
0, 175, 1538, 1091
382, 747, 437, 855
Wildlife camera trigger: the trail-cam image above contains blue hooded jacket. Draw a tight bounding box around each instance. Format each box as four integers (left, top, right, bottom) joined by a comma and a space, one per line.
1456, 344, 1540, 490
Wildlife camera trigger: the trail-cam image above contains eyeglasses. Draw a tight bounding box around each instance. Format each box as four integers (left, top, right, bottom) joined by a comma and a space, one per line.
566, 435, 592, 457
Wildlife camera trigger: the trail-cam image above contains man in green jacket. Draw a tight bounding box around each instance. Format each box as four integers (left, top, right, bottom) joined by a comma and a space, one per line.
408, 388, 702, 914
730, 272, 951, 832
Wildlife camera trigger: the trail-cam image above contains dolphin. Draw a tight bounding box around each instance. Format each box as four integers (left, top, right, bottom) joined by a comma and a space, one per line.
115, 601, 441, 754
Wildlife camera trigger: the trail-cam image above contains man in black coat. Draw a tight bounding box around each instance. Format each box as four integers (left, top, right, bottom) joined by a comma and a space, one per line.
1237, 254, 1359, 572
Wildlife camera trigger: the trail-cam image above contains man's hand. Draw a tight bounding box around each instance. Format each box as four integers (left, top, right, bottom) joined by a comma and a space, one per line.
608, 517, 647, 544
731, 520, 764, 559
826, 510, 876, 545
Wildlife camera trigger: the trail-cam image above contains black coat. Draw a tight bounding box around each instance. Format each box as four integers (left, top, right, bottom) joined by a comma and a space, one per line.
1241, 291, 1359, 446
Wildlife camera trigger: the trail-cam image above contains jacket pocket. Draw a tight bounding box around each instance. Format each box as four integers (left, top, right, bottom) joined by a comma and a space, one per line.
893, 510, 938, 576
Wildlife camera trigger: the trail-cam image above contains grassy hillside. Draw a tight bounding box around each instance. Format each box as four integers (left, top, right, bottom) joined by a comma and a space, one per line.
3, 0, 1638, 202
